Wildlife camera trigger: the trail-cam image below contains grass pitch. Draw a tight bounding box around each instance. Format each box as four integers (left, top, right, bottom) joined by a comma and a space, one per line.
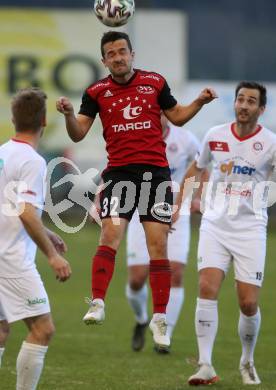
1, 218, 276, 389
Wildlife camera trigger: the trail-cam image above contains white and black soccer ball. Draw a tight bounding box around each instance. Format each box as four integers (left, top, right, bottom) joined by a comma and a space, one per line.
94, 0, 135, 27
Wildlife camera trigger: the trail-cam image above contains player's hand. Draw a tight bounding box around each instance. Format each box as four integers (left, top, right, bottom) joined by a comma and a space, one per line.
56, 97, 74, 116
197, 88, 217, 105
48, 254, 72, 282
47, 230, 67, 254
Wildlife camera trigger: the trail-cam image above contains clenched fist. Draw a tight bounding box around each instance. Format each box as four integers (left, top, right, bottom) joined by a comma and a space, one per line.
56, 96, 74, 116
197, 88, 218, 105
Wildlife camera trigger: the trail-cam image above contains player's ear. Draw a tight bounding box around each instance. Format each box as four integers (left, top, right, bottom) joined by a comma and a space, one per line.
42, 115, 47, 128
101, 57, 107, 67
131, 51, 135, 61
259, 106, 266, 115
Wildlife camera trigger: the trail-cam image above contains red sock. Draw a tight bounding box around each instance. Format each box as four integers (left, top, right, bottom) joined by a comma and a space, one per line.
149, 259, 171, 314
92, 245, 116, 300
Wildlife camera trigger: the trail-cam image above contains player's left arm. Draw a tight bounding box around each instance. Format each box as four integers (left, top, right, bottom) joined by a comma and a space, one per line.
164, 88, 217, 127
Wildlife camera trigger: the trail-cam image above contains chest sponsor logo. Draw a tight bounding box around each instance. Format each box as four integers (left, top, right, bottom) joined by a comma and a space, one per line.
220, 161, 256, 176
120, 103, 142, 120
104, 90, 113, 97
0, 158, 4, 172
113, 121, 151, 132
136, 86, 155, 94
209, 141, 229, 152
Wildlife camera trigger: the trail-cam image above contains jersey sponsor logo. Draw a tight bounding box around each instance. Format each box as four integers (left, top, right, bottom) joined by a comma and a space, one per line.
0, 158, 4, 172
209, 141, 229, 152
223, 186, 252, 197
140, 74, 160, 81
253, 141, 263, 152
198, 320, 214, 327
112, 121, 151, 132
27, 297, 47, 306
104, 89, 113, 97
136, 86, 154, 94
120, 102, 143, 120
220, 161, 256, 176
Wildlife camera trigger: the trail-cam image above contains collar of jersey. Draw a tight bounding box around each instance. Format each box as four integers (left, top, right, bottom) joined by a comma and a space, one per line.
11, 137, 33, 147
231, 122, 262, 141
109, 69, 138, 86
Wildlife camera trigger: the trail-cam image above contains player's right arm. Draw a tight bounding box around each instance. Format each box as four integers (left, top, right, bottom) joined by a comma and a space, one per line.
19, 203, 72, 282
56, 96, 94, 142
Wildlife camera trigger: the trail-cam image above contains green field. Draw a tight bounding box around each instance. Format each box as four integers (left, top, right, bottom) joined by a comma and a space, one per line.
1, 218, 276, 390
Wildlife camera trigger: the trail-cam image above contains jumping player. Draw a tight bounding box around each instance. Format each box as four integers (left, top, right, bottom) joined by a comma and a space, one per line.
56, 31, 216, 351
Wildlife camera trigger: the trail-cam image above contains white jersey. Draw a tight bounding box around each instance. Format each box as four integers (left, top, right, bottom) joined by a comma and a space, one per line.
196, 122, 276, 237
0, 139, 46, 277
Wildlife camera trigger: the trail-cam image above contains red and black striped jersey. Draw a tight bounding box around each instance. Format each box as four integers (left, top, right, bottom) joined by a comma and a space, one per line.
79, 69, 177, 167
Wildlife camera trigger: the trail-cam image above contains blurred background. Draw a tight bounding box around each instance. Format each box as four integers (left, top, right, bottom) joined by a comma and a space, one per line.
0, 0, 276, 217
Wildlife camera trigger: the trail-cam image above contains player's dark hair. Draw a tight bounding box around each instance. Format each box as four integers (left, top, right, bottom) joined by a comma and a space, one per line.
101, 31, 132, 57
11, 88, 47, 133
235, 81, 267, 107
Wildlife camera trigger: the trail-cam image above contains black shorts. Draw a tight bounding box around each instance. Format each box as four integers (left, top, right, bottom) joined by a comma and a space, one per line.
100, 164, 173, 224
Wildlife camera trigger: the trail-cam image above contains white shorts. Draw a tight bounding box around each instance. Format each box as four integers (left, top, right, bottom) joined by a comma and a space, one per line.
127, 211, 190, 266
197, 228, 266, 287
0, 270, 50, 323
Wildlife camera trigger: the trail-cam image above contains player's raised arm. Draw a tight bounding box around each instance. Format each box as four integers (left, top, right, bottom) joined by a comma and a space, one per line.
19, 203, 72, 282
164, 88, 217, 127
56, 96, 94, 142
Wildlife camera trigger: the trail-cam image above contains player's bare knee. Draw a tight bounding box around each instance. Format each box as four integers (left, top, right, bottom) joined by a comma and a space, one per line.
239, 300, 258, 316
31, 319, 55, 345
170, 263, 183, 286
171, 271, 182, 287
199, 278, 218, 299
100, 229, 121, 249
0, 320, 10, 344
147, 240, 167, 259
129, 278, 145, 291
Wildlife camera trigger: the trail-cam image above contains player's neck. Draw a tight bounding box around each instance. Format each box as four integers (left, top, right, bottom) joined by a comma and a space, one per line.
234, 121, 259, 138
111, 69, 135, 84
13, 132, 41, 149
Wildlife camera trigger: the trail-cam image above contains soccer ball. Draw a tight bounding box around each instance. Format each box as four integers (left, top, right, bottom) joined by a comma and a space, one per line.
94, 0, 135, 27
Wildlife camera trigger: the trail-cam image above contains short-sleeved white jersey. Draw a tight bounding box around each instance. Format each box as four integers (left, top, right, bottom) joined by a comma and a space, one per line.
165, 126, 199, 189
196, 123, 276, 236
0, 139, 46, 277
